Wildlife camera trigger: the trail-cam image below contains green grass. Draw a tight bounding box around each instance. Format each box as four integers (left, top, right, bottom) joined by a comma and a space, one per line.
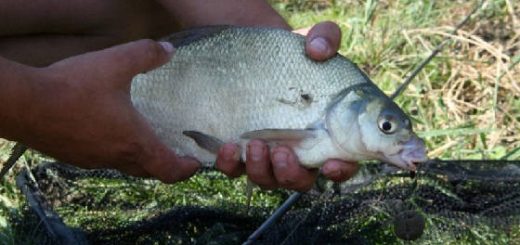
1, 0, 519, 243
53, 173, 284, 231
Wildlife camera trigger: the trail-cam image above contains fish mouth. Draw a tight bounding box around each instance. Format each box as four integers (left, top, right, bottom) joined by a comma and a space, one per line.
382, 137, 428, 171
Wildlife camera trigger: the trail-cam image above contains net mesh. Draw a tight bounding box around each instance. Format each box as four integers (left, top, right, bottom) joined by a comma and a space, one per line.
13, 159, 520, 244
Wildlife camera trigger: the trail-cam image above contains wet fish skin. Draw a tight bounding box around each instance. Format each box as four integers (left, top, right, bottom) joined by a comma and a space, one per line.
131, 26, 427, 170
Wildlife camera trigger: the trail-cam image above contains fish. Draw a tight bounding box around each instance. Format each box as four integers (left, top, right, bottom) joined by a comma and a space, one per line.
130, 26, 427, 171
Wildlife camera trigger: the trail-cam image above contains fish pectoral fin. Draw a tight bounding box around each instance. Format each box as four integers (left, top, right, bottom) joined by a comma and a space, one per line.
182, 131, 225, 155
241, 129, 317, 145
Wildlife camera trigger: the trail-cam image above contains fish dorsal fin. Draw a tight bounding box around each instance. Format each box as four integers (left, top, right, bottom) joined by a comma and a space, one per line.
161, 26, 231, 47
183, 131, 225, 155
241, 129, 316, 144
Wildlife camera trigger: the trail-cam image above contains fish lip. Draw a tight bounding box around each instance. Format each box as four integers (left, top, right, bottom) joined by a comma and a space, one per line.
382, 137, 427, 171
384, 152, 419, 171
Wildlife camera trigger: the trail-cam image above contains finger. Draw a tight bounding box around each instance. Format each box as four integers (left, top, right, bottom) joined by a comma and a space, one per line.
305, 21, 341, 61
216, 143, 245, 178
321, 160, 359, 182
51, 39, 175, 86
102, 40, 175, 84
245, 140, 278, 189
140, 143, 200, 184
271, 146, 318, 192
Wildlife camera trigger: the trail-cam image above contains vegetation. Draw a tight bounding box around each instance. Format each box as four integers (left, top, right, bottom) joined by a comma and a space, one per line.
0, 0, 518, 244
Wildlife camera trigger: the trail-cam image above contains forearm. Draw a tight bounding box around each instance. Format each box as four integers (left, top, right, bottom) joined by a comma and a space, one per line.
0, 57, 27, 141
0, 57, 38, 141
156, 0, 291, 30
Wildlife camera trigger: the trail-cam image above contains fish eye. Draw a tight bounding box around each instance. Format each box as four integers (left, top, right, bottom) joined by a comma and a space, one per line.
378, 116, 397, 134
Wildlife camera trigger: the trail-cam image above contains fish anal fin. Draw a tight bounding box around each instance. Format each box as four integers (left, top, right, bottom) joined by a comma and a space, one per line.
182, 131, 225, 155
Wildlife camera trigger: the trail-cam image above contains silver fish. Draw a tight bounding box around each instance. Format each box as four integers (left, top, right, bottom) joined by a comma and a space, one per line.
131, 26, 427, 171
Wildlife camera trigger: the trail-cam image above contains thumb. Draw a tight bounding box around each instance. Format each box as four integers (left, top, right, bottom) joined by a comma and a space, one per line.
105, 39, 175, 79
50, 39, 175, 85
305, 21, 341, 61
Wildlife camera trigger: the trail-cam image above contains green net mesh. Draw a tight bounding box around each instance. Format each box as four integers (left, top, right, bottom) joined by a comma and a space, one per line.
13, 159, 520, 244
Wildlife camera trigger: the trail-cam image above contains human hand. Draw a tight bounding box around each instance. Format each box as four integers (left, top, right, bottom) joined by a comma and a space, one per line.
215, 21, 359, 192
10, 40, 199, 183
293, 21, 342, 61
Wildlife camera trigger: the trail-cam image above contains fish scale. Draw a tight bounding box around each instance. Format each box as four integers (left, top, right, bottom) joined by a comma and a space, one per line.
130, 26, 426, 169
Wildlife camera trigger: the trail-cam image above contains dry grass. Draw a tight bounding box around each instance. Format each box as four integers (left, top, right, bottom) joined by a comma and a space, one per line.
401, 1, 520, 158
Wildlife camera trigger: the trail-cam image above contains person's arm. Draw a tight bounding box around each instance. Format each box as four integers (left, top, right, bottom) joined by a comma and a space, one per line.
0, 0, 356, 190
157, 0, 290, 30
0, 40, 199, 183
0, 58, 35, 140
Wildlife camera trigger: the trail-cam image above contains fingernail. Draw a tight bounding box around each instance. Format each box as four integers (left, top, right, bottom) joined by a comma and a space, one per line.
310, 37, 329, 54
249, 142, 265, 162
159, 41, 175, 54
273, 151, 288, 168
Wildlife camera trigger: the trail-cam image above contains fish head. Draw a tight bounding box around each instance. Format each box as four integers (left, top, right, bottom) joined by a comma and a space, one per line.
357, 97, 427, 170
326, 85, 427, 171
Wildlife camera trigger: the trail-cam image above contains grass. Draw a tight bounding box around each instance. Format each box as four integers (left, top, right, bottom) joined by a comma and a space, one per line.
1, 0, 519, 244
